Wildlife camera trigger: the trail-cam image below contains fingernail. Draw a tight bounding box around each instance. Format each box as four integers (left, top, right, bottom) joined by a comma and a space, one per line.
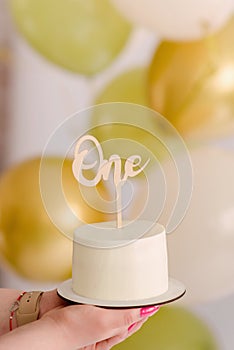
140, 306, 160, 318
128, 323, 137, 332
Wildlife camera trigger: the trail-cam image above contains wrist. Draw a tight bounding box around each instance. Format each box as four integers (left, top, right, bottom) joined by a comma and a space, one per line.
0, 315, 69, 350
39, 289, 69, 319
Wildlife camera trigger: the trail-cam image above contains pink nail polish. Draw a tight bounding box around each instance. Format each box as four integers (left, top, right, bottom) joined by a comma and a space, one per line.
140, 305, 160, 317
128, 323, 137, 332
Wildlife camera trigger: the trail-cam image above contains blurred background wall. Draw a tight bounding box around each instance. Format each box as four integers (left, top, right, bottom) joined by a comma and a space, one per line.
0, 0, 10, 170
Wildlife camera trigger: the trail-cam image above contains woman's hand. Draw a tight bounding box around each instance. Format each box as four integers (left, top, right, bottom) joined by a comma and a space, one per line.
39, 290, 159, 350
0, 288, 160, 350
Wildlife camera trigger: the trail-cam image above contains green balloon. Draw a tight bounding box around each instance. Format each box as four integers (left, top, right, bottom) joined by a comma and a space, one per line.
10, 0, 131, 75
92, 69, 169, 163
96, 67, 149, 105
114, 306, 218, 350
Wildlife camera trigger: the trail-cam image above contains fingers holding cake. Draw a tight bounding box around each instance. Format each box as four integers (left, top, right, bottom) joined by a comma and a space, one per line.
92, 309, 158, 350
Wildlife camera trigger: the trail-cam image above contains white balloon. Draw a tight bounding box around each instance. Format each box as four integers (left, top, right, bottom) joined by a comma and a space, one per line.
165, 144, 234, 304
111, 0, 234, 41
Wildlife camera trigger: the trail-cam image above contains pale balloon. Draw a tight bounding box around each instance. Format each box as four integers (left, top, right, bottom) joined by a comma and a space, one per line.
111, 0, 233, 40
163, 144, 234, 304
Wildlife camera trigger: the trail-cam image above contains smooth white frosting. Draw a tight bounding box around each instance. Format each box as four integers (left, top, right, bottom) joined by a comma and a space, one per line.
72, 221, 168, 301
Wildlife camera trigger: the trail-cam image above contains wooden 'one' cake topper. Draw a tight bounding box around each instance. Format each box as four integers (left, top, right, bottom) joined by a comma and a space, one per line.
72, 135, 150, 228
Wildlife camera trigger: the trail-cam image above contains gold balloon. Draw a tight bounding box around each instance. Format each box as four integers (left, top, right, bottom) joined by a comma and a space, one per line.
0, 157, 110, 282
149, 17, 234, 140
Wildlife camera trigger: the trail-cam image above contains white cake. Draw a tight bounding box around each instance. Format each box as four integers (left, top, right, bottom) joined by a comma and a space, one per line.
72, 220, 168, 301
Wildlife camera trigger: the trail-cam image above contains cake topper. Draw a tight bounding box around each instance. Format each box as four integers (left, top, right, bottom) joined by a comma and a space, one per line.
40, 103, 193, 239
72, 134, 150, 228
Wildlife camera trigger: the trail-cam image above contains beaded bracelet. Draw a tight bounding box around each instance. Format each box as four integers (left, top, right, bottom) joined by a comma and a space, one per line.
9, 292, 26, 331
